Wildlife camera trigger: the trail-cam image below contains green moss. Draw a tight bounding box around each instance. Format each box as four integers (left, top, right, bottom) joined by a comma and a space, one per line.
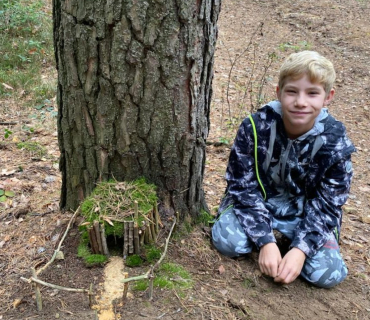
146, 246, 161, 263
84, 254, 108, 267
160, 263, 192, 284
77, 241, 108, 266
105, 222, 124, 237
133, 280, 148, 291
81, 199, 94, 217
154, 276, 174, 289
81, 178, 157, 223
125, 254, 143, 267
132, 262, 193, 292
195, 210, 214, 227
77, 242, 90, 259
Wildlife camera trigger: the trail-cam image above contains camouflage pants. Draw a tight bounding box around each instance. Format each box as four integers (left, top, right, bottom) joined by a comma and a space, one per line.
212, 207, 348, 288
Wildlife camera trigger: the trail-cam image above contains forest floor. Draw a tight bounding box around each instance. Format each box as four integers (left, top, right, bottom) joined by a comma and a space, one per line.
1, 0, 370, 319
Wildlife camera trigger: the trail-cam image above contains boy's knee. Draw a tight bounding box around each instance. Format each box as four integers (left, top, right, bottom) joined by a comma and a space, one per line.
212, 221, 242, 257
211, 213, 252, 257
301, 254, 348, 288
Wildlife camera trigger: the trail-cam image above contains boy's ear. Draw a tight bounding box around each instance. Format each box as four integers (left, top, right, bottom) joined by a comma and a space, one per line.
276, 86, 281, 99
324, 88, 335, 105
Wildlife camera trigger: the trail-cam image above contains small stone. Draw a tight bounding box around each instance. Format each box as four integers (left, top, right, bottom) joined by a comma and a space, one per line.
55, 251, 64, 260
45, 176, 56, 183
37, 247, 46, 254
55, 313, 60, 318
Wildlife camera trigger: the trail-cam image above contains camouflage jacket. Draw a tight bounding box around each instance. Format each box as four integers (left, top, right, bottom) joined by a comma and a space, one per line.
220, 101, 356, 258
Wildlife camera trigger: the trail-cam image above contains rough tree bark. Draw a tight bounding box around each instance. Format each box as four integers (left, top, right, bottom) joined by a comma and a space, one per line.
53, 0, 220, 219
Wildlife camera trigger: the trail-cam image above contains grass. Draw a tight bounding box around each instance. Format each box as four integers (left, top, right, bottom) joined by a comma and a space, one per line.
133, 262, 193, 292
17, 141, 46, 158
278, 41, 312, 52
0, 0, 56, 104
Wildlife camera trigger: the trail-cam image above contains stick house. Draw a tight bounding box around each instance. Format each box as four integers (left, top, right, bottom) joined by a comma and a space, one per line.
79, 178, 161, 263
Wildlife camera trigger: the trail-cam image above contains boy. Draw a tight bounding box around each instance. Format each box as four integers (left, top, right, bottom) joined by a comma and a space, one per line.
212, 51, 355, 288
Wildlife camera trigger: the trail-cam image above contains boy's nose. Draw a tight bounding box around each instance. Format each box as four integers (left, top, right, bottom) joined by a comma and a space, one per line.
295, 94, 308, 107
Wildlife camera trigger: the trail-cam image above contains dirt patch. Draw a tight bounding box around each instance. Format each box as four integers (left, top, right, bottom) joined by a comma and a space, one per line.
1, 0, 370, 319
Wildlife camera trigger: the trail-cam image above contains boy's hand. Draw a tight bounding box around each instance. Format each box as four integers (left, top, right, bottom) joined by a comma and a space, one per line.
259, 243, 282, 278
274, 248, 306, 284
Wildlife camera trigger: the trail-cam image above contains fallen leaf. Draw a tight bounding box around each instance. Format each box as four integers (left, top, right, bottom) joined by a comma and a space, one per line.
360, 216, 370, 224
218, 265, 225, 274
12, 298, 22, 308
359, 186, 370, 193
103, 216, 114, 226
1, 169, 16, 176
29, 236, 37, 244
79, 222, 91, 227
5, 190, 15, 197
2, 83, 14, 90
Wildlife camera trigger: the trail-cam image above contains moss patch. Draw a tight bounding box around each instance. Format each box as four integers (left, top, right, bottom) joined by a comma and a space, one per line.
77, 241, 108, 267
133, 262, 193, 292
81, 177, 157, 231
125, 254, 143, 267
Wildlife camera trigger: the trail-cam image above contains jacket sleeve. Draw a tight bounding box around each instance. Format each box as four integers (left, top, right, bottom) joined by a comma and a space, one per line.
225, 118, 276, 248
291, 156, 353, 258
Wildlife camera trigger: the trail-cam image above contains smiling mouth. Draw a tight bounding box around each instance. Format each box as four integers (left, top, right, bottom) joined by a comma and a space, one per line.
290, 111, 310, 115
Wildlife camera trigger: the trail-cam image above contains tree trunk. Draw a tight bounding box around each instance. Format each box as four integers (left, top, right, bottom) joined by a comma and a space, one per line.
53, 0, 220, 219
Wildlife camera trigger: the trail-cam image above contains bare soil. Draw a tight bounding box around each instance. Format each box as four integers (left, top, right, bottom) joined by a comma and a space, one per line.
1, 0, 370, 319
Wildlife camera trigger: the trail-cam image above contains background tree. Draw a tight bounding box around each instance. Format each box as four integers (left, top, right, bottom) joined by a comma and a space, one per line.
53, 0, 221, 218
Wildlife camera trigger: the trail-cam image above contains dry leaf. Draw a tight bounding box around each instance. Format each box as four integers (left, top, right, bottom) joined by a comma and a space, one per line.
218, 264, 225, 274
2, 83, 14, 90
253, 269, 263, 277
103, 216, 114, 226
358, 186, 370, 193
360, 216, 370, 224
1, 169, 16, 176
12, 298, 22, 308
220, 289, 228, 296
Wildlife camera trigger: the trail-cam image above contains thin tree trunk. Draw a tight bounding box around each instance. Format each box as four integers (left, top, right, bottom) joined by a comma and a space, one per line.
53, 0, 221, 219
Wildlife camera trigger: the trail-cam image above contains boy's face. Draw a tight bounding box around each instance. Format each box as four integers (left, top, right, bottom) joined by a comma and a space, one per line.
276, 74, 335, 139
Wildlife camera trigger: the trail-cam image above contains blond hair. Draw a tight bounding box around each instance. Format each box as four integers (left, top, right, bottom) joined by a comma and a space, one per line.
278, 51, 336, 95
